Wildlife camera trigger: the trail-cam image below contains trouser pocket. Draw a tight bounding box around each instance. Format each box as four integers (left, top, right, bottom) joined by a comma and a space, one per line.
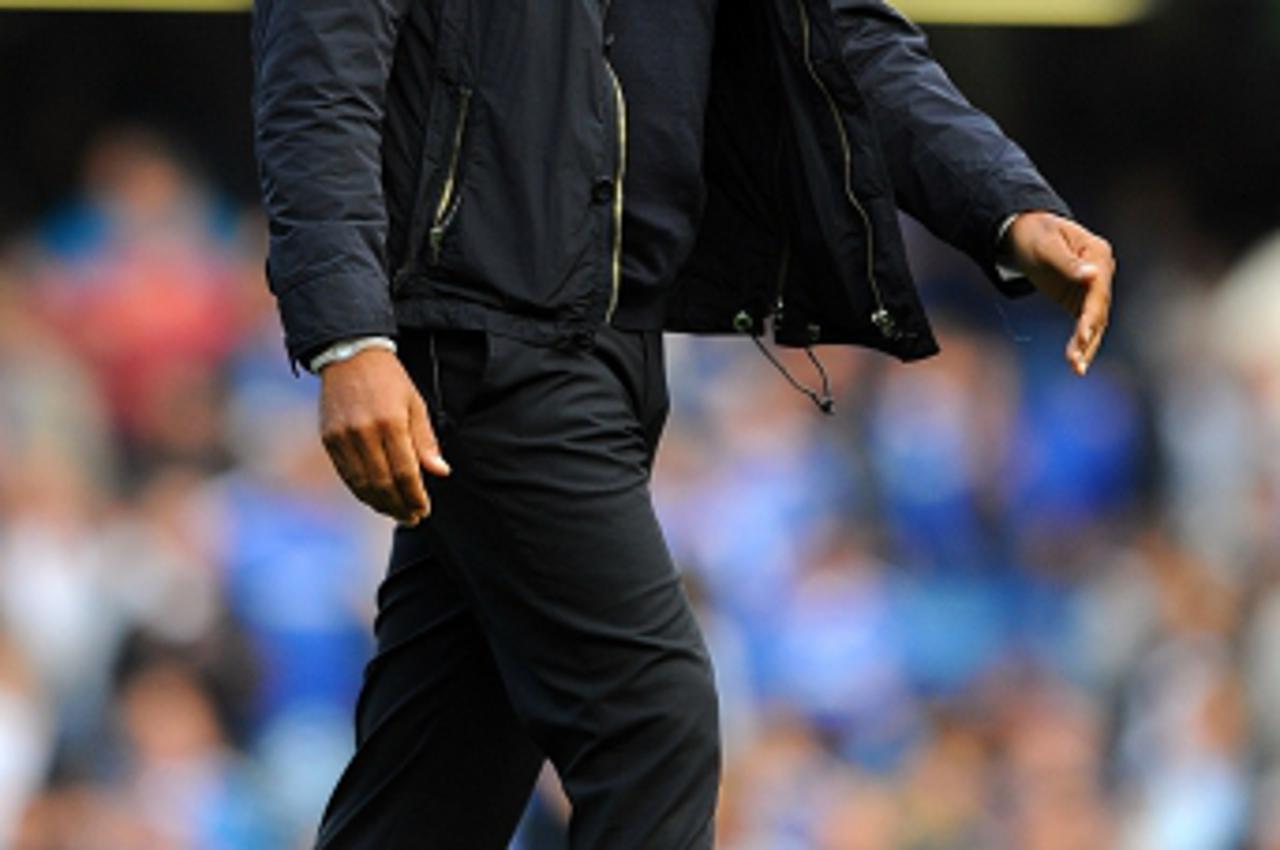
399, 329, 492, 431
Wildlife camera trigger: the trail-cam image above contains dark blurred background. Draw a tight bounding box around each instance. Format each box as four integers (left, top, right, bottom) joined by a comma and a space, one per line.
1, 2, 1280, 849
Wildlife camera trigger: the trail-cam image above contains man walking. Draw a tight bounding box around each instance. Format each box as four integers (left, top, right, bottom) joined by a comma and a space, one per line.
250, 1, 1114, 847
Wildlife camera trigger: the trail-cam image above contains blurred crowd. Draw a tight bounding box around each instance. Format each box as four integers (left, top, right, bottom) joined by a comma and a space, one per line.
0, 126, 1278, 850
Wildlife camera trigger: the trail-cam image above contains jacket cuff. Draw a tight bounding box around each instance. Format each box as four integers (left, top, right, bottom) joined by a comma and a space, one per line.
967, 180, 1074, 299
274, 272, 398, 370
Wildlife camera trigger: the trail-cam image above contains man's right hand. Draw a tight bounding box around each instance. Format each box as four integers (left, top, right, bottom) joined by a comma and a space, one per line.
318, 348, 451, 525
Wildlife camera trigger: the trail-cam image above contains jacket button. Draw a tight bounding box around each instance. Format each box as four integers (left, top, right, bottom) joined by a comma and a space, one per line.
733, 310, 754, 334
591, 178, 614, 204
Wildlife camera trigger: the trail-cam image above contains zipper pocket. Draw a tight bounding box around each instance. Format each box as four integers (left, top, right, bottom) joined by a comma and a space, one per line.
791, 0, 899, 341
603, 60, 627, 323
428, 85, 473, 265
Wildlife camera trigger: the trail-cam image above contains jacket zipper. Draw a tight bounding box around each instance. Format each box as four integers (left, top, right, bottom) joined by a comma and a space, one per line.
603, 60, 627, 323
429, 85, 472, 265
791, 0, 898, 341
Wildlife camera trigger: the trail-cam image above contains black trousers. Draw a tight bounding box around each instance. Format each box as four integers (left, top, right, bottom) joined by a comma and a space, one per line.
314, 326, 721, 850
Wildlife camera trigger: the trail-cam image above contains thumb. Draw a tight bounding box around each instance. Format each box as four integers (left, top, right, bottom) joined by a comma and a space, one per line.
409, 394, 451, 477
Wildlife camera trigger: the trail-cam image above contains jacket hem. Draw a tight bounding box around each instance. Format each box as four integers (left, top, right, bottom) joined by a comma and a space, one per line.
393, 295, 597, 349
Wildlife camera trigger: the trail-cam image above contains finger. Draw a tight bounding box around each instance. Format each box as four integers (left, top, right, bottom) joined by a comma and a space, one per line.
322, 428, 371, 495
350, 421, 412, 521
1045, 275, 1085, 315
1068, 269, 1112, 375
1083, 319, 1106, 365
1066, 322, 1100, 376
381, 420, 430, 525
409, 396, 451, 478
1067, 322, 1108, 376
331, 435, 403, 518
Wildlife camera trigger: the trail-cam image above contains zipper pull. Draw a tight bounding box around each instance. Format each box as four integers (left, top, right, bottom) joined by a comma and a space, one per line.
429, 224, 445, 264
871, 308, 900, 340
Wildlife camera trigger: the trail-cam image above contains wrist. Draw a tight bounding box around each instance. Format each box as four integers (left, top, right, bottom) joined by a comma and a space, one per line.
997, 210, 1065, 277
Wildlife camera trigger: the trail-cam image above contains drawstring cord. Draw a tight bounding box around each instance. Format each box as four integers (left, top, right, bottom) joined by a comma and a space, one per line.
747, 334, 836, 416
734, 309, 836, 415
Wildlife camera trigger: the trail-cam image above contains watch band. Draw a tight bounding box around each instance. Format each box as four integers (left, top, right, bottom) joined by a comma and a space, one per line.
308, 336, 398, 373
995, 213, 1024, 281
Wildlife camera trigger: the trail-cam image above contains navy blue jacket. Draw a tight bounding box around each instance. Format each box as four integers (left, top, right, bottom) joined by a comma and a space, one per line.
251, 0, 1069, 366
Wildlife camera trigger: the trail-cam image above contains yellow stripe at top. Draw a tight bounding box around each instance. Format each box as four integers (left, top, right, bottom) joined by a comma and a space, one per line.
896, 0, 1154, 26
0, 0, 250, 10
0, 0, 1153, 26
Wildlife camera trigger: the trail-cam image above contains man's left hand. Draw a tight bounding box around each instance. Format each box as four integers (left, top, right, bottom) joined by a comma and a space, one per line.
1003, 211, 1115, 376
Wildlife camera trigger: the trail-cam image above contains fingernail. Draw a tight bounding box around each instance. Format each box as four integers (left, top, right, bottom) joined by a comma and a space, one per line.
1076, 262, 1100, 279
435, 455, 452, 475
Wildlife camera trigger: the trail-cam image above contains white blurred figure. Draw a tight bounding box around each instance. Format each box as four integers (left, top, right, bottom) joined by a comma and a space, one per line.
0, 270, 124, 752
1212, 231, 1280, 478
0, 629, 51, 848
1208, 231, 1280, 784
0, 447, 124, 751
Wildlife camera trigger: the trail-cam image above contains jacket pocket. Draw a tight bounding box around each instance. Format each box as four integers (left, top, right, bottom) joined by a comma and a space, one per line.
396, 79, 473, 289
427, 85, 472, 267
